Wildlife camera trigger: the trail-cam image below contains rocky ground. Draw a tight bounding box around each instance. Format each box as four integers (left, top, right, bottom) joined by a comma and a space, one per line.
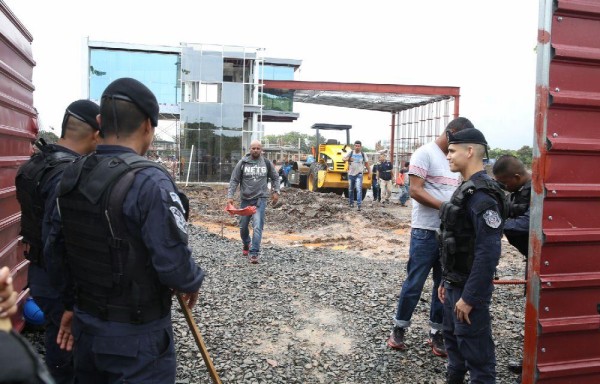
24, 185, 527, 383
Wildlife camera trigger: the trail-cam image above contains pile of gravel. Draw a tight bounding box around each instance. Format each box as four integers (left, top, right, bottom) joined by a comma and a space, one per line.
173, 226, 525, 383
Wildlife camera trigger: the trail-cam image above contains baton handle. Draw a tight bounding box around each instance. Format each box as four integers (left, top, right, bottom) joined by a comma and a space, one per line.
176, 294, 222, 384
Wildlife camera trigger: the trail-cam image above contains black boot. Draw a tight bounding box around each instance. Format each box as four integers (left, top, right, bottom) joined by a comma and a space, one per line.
446, 373, 465, 384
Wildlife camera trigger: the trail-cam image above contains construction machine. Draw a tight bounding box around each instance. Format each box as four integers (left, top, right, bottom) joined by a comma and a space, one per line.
288, 124, 371, 196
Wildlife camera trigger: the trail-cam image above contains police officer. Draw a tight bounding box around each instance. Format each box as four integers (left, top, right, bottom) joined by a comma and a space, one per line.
437, 128, 507, 384
47, 78, 204, 383
16, 99, 100, 383
492, 155, 531, 257
492, 154, 532, 376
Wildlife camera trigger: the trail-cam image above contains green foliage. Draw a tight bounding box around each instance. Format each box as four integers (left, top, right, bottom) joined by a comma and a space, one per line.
37, 129, 59, 144
489, 145, 533, 167
264, 131, 328, 153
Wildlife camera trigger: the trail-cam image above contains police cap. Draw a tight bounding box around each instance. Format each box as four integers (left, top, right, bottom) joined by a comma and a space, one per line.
61, 99, 100, 135
101, 78, 159, 127
447, 128, 488, 146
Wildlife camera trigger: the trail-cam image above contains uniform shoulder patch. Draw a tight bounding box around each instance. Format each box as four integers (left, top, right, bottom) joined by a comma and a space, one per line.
169, 191, 185, 214
169, 206, 188, 234
483, 210, 502, 228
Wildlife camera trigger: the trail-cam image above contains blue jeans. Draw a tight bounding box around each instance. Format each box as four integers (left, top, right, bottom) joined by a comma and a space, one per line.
399, 185, 410, 205
239, 198, 267, 256
393, 228, 443, 329
443, 284, 496, 383
348, 173, 364, 206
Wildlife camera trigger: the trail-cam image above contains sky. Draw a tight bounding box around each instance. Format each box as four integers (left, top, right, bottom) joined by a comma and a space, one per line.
5, 0, 539, 150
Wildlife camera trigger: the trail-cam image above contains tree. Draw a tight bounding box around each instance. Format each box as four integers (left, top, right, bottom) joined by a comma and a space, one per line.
264, 131, 327, 153
37, 129, 59, 144
488, 145, 533, 167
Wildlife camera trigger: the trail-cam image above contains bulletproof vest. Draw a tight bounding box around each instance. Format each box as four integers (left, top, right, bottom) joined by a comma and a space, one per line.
508, 180, 531, 218
15, 143, 76, 265
57, 152, 188, 324
439, 177, 508, 285
505, 180, 531, 257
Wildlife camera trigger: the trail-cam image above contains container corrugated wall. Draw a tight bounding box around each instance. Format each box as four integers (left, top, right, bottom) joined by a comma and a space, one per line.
524, 0, 600, 383
0, 1, 36, 332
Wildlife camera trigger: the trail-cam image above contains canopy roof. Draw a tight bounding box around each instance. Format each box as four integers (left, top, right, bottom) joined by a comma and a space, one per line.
262, 80, 460, 113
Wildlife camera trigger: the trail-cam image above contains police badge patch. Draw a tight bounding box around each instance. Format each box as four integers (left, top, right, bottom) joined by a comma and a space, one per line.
169, 192, 185, 214
169, 206, 188, 234
483, 210, 502, 228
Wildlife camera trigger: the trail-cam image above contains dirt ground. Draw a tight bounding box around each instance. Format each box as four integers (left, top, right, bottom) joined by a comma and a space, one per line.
184, 184, 413, 260
183, 182, 525, 279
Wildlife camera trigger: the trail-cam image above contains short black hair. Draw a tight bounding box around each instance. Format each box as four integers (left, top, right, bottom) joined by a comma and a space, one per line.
354, 140, 362, 145
493, 155, 525, 176
99, 98, 147, 138
404, 161, 410, 167
445, 117, 474, 132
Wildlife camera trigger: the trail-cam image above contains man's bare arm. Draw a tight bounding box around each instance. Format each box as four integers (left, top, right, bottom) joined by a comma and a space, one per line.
409, 175, 443, 210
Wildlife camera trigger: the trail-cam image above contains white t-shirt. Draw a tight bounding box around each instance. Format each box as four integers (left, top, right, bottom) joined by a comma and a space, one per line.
408, 142, 460, 230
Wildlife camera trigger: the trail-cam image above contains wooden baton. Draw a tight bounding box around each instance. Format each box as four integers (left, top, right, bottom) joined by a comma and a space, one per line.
176, 294, 222, 384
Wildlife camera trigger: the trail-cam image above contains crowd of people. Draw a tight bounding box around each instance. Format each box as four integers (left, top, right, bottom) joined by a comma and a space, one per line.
7, 76, 532, 384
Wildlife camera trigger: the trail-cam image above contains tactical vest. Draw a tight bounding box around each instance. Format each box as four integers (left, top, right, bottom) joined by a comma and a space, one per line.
57, 152, 188, 324
505, 180, 531, 256
439, 177, 508, 286
15, 143, 77, 265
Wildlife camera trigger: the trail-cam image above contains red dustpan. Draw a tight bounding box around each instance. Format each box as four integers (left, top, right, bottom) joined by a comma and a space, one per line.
225, 202, 256, 216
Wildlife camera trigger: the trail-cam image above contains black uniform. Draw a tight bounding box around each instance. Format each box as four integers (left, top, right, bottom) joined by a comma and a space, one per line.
503, 180, 531, 257
46, 145, 204, 383
439, 171, 507, 383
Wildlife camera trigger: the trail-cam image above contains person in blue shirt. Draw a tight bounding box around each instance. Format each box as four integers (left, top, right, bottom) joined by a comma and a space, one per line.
371, 160, 381, 203
16, 99, 100, 384
45, 78, 204, 383
438, 128, 507, 384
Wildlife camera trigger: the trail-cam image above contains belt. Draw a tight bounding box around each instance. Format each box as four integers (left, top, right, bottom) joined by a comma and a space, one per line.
444, 279, 465, 288
77, 295, 169, 324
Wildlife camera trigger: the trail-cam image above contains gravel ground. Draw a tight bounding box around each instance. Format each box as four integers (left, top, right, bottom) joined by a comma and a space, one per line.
173, 225, 526, 384
23, 185, 527, 384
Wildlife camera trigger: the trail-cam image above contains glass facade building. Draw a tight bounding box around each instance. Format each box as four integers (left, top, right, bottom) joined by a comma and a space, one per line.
86, 40, 301, 182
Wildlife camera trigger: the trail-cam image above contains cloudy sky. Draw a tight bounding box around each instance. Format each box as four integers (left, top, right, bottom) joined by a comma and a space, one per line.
5, 0, 539, 150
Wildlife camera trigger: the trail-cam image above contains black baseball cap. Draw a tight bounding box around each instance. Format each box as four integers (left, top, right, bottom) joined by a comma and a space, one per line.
447, 128, 488, 146
101, 78, 159, 127
60, 99, 100, 137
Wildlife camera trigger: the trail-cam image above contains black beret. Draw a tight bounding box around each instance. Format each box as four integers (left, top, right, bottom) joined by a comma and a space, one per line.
62, 99, 100, 132
447, 128, 488, 146
101, 78, 158, 127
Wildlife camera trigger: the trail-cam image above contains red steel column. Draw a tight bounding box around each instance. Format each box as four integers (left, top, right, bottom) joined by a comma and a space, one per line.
453, 95, 460, 118
390, 112, 395, 167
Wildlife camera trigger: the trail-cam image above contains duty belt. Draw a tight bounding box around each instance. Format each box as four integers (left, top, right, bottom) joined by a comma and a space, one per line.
77, 294, 168, 324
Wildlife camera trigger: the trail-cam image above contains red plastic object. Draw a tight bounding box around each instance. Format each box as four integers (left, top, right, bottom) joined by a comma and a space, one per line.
225, 202, 256, 216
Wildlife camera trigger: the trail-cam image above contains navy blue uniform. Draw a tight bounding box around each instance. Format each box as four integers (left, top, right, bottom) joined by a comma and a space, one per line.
21, 144, 78, 384
442, 171, 503, 383
46, 145, 204, 384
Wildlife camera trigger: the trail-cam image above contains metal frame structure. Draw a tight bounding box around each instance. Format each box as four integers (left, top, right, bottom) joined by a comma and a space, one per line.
262, 80, 460, 171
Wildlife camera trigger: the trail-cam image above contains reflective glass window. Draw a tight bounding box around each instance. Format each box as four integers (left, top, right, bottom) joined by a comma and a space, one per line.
89, 49, 179, 105
260, 65, 294, 80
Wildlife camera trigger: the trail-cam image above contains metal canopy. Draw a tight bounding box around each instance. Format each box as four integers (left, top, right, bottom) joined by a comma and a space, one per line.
262, 80, 460, 113
293, 90, 450, 112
